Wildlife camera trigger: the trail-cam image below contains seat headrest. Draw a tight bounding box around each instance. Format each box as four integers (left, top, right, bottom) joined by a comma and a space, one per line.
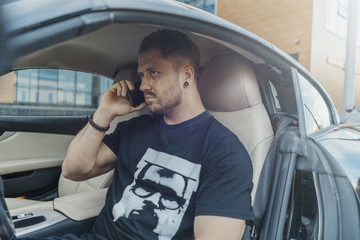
198, 54, 262, 112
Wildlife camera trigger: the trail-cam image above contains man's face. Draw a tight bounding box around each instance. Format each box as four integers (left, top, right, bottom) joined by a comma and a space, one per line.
137, 49, 183, 115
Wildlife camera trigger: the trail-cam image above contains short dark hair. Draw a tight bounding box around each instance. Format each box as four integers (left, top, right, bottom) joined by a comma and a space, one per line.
139, 29, 200, 73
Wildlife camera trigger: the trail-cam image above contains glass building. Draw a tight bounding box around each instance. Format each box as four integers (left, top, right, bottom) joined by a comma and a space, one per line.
0, 69, 113, 116
176, 0, 216, 14
15, 69, 112, 108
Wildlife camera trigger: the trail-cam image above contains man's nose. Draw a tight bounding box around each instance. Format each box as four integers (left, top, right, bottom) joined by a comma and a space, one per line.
139, 77, 150, 92
145, 192, 161, 208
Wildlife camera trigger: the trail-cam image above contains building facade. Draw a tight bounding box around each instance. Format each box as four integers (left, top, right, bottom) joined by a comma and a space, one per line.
216, 0, 360, 111
0, 69, 112, 116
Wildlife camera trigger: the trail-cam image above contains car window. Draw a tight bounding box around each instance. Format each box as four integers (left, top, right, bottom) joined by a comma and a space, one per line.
0, 69, 113, 116
269, 81, 281, 111
298, 73, 331, 135
267, 69, 298, 116
283, 170, 319, 240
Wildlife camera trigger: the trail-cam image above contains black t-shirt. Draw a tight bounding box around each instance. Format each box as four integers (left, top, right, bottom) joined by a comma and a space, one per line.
93, 111, 254, 239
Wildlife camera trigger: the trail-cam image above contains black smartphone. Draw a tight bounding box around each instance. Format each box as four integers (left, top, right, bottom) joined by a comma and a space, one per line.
127, 81, 145, 107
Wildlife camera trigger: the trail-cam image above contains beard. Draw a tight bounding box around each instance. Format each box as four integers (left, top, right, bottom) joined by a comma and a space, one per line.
145, 76, 182, 115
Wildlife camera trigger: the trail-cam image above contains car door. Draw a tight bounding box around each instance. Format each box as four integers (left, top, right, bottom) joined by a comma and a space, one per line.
0, 69, 112, 200
259, 67, 360, 240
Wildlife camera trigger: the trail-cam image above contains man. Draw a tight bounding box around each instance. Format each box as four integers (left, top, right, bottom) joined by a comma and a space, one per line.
62, 29, 254, 239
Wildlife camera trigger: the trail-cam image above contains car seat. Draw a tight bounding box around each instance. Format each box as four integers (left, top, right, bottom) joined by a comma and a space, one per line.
198, 54, 274, 199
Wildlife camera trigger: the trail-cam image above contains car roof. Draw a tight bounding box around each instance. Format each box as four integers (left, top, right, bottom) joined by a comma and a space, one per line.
1, 0, 305, 76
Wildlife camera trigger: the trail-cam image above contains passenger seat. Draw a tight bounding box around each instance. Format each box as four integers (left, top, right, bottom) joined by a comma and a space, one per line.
198, 54, 274, 199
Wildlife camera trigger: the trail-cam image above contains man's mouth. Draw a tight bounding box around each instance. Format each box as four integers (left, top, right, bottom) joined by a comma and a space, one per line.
144, 92, 156, 101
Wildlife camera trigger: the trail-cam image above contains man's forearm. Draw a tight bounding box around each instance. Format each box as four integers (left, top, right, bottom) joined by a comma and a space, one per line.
62, 110, 113, 181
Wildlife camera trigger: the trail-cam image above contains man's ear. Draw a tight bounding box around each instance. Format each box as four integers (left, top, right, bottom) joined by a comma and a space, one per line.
183, 65, 195, 85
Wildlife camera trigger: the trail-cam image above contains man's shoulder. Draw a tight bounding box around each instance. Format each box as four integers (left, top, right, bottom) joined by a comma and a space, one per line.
205, 116, 248, 154
207, 116, 238, 140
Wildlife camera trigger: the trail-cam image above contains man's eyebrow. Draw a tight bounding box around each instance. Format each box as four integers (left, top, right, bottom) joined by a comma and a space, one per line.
137, 68, 153, 76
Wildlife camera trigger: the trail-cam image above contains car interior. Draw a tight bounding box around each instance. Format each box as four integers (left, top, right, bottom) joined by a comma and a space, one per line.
0, 22, 298, 238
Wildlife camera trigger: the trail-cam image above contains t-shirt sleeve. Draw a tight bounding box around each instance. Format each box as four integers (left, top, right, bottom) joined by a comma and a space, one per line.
195, 135, 254, 221
102, 122, 123, 156
102, 115, 154, 157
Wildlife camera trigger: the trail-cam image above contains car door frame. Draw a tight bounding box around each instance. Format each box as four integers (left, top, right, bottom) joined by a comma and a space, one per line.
260, 66, 360, 240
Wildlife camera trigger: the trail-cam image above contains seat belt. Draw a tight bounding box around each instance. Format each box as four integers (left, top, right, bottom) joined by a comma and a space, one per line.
243, 116, 294, 240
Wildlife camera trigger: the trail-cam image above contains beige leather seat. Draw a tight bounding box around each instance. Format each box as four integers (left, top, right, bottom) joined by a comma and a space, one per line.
6, 171, 113, 211
198, 54, 274, 199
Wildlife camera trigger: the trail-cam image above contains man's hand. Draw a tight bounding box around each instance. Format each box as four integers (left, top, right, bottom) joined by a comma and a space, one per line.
97, 80, 147, 123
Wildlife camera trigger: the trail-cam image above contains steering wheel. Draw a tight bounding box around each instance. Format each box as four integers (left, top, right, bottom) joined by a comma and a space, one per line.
0, 176, 16, 240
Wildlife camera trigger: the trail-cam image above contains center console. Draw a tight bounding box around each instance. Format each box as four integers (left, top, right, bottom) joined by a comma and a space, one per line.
10, 188, 107, 238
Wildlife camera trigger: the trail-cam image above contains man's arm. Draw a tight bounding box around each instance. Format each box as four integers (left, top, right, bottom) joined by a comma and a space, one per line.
62, 80, 146, 181
194, 216, 245, 240
61, 112, 117, 181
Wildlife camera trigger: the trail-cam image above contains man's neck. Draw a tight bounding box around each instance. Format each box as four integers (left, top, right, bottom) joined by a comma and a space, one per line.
162, 80, 206, 125
162, 104, 205, 125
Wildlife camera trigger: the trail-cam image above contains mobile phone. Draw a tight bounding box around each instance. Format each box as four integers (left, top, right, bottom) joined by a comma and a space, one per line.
127, 81, 145, 107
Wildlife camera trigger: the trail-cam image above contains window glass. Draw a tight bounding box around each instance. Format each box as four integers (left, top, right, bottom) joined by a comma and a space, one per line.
176, 0, 216, 14
283, 171, 319, 240
326, 0, 348, 39
38, 69, 58, 104
58, 70, 76, 105
0, 69, 113, 116
269, 81, 281, 110
76, 72, 93, 106
298, 73, 331, 134
268, 78, 298, 115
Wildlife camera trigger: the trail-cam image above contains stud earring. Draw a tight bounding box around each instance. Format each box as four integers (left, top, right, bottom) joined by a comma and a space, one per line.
184, 82, 189, 87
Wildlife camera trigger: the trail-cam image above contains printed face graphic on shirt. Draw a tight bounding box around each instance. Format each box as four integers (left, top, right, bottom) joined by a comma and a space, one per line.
112, 148, 201, 240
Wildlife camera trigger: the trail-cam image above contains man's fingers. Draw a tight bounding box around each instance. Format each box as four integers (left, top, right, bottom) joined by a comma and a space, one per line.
119, 81, 128, 97
131, 102, 147, 112
109, 82, 122, 97
110, 80, 134, 97
125, 80, 134, 90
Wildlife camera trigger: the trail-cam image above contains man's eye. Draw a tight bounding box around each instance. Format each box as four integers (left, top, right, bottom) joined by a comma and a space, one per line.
133, 187, 151, 197
150, 71, 159, 77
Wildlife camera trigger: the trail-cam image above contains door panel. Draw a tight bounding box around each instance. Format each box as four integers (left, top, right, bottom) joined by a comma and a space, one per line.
0, 132, 74, 198
0, 132, 73, 175
264, 127, 360, 240
2, 167, 61, 198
